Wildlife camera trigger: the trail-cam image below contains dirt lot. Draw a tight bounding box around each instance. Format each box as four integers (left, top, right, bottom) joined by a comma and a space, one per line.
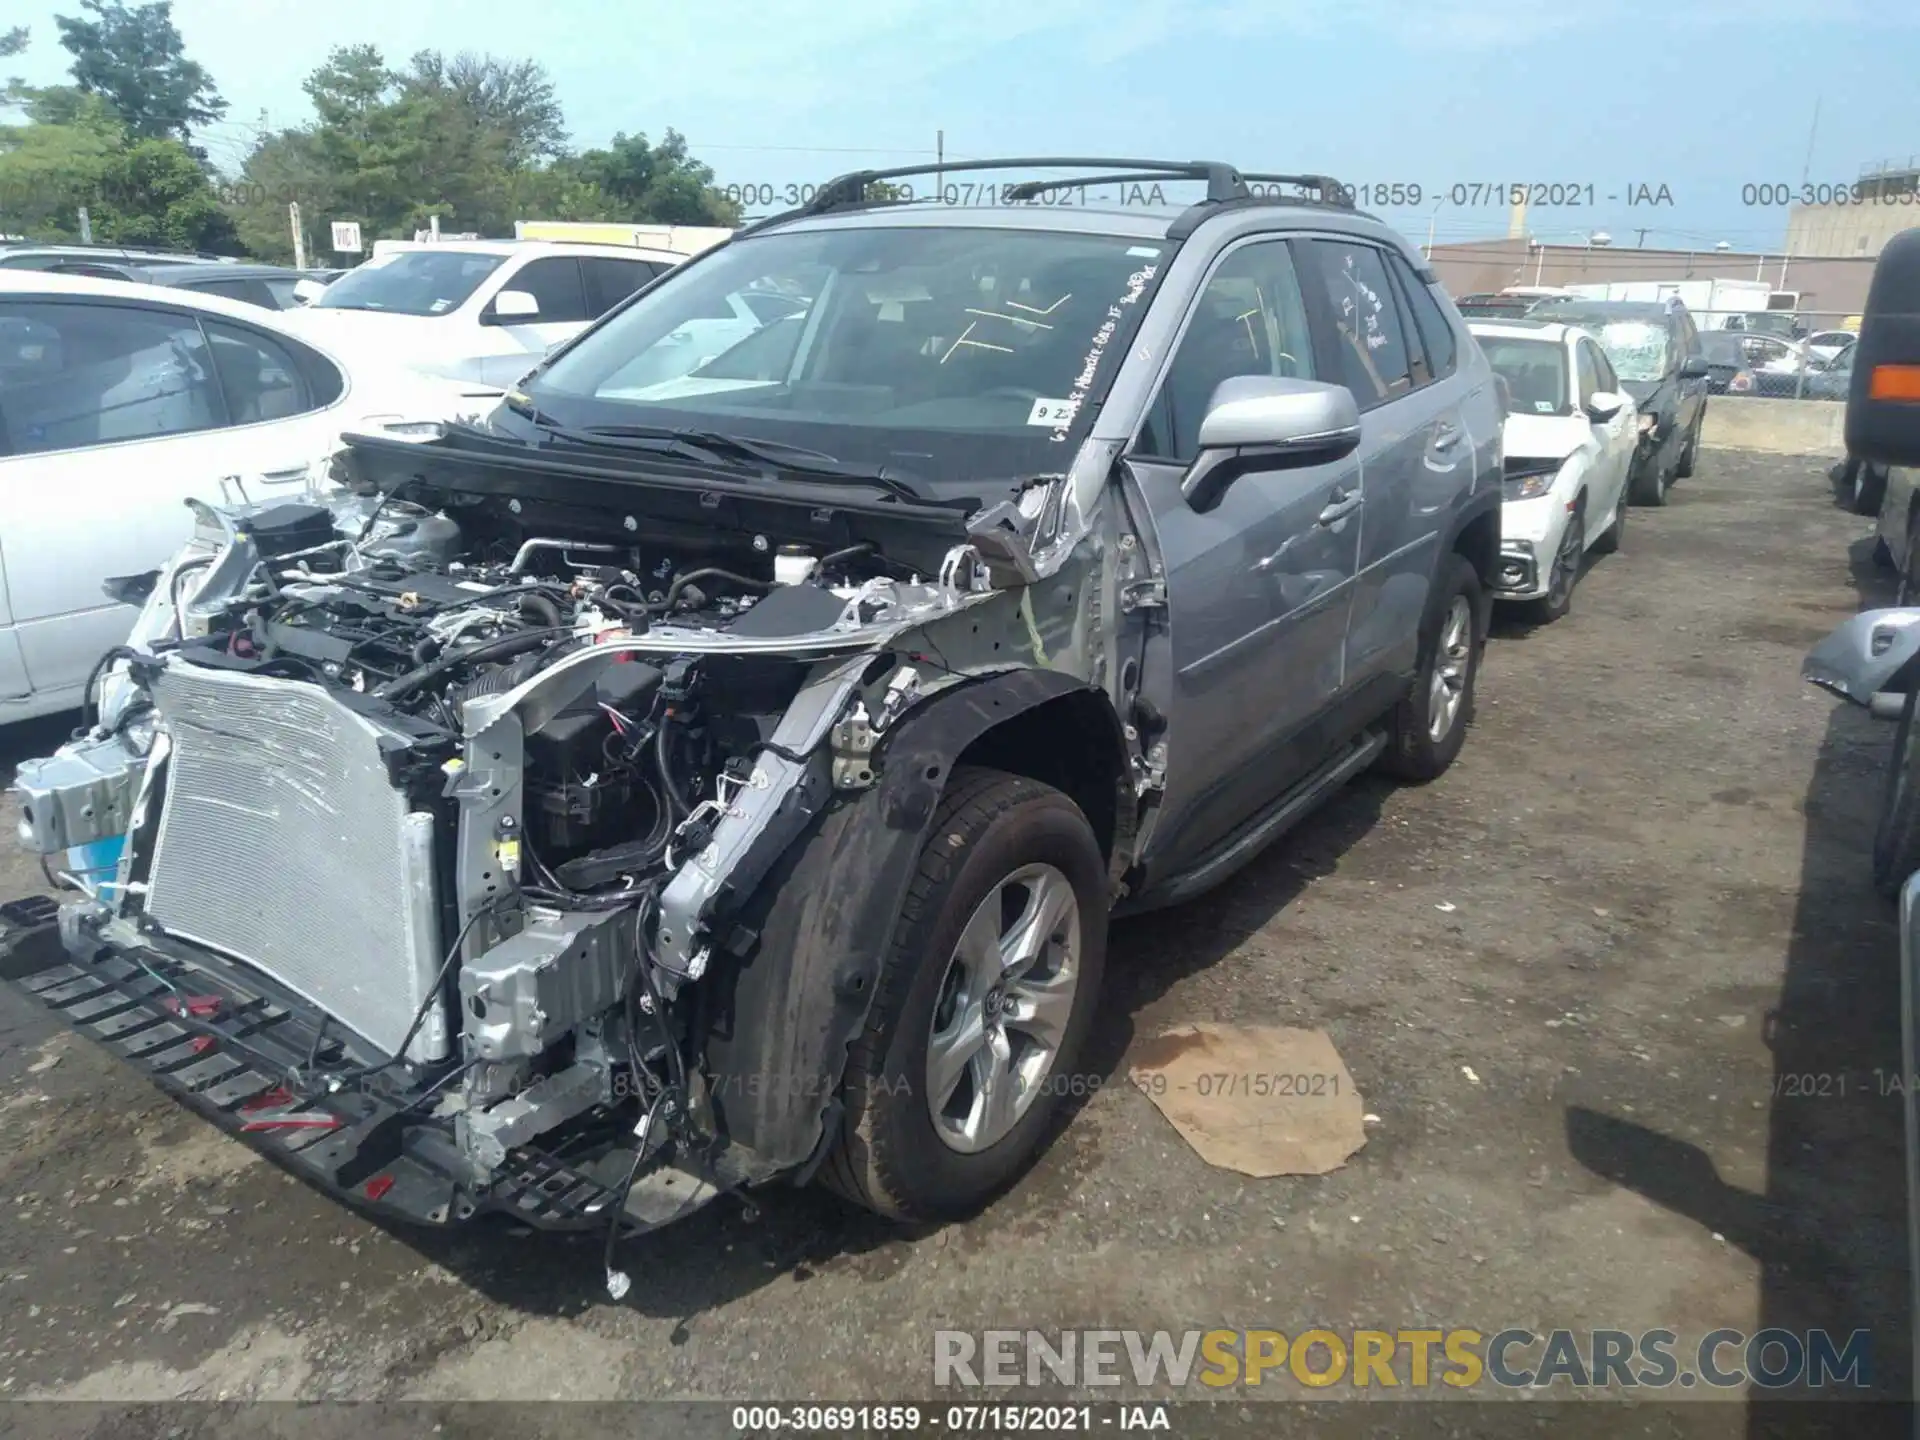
0, 450, 1908, 1432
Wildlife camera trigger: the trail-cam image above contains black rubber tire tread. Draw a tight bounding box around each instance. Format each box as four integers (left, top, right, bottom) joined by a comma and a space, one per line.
1629, 445, 1670, 506
1673, 413, 1701, 479
819, 766, 1107, 1221
1377, 552, 1485, 783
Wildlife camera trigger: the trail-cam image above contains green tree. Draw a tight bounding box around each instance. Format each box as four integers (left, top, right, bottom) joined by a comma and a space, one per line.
54, 0, 225, 142
562, 128, 740, 225
1, 27, 28, 58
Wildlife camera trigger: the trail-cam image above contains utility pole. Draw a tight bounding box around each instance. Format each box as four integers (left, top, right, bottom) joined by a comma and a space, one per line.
1800, 98, 1821, 186
289, 201, 305, 270
935, 129, 944, 205
1636, 228, 1648, 248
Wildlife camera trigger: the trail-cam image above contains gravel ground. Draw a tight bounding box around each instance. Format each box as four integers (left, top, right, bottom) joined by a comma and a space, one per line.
0, 449, 1907, 1434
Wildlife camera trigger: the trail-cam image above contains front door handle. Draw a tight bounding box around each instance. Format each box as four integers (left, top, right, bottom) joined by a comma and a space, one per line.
1433, 422, 1464, 450
1317, 487, 1363, 526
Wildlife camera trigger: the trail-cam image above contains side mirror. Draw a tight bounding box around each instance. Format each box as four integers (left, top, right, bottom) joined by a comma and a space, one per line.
1678, 357, 1711, 380
290, 277, 328, 305
1182, 376, 1362, 513
485, 289, 541, 324
1848, 227, 1920, 466
1586, 391, 1625, 422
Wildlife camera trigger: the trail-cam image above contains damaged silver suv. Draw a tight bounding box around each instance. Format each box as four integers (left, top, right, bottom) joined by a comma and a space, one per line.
4, 160, 1501, 1274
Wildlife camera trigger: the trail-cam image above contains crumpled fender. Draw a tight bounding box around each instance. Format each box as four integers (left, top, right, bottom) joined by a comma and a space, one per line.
1804, 607, 1920, 707
699, 667, 1107, 1177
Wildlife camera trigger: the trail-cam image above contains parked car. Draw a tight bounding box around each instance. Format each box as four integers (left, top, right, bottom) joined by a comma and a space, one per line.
0, 243, 227, 272
1527, 297, 1712, 506
1, 158, 1503, 1253
1808, 341, 1857, 402
1806, 329, 1859, 365
0, 270, 496, 722
1468, 319, 1638, 619
279, 240, 681, 394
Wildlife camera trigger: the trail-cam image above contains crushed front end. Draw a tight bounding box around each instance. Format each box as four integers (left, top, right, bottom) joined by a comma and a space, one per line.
2, 434, 1116, 1252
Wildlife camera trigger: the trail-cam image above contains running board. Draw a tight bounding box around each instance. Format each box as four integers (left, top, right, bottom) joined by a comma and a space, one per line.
1119, 729, 1388, 914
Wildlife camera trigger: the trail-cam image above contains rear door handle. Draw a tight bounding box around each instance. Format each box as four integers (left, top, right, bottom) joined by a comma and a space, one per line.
1317, 488, 1363, 526
1433, 422, 1464, 450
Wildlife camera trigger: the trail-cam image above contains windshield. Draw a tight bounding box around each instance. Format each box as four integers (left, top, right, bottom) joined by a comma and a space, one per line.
1589, 320, 1670, 383
521, 225, 1169, 490
1478, 337, 1569, 415
315, 250, 506, 316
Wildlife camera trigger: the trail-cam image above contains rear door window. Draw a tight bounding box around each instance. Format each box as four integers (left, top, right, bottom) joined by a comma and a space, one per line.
1307, 239, 1413, 408
0, 300, 223, 456
581, 256, 659, 317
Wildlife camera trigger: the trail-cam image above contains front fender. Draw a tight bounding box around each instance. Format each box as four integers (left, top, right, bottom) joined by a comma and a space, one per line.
700, 667, 1110, 1177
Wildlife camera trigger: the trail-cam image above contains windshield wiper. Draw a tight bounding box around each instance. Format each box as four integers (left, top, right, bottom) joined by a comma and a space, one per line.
498, 402, 944, 503
573, 423, 939, 503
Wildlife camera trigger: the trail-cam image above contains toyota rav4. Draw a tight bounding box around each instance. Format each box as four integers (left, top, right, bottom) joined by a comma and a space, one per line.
3, 159, 1501, 1284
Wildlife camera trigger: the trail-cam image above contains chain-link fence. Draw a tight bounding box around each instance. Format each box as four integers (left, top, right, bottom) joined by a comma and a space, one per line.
1686, 309, 1858, 402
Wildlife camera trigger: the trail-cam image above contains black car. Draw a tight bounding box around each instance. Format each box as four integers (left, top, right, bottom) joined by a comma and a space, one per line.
1528, 298, 1712, 506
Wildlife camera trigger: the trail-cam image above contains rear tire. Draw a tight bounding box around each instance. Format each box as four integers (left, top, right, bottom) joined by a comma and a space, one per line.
821, 767, 1108, 1222
1378, 553, 1485, 783
1853, 462, 1889, 517
1673, 413, 1701, 479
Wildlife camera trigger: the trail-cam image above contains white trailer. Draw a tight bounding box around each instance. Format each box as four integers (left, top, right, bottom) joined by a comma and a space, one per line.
1562, 277, 1772, 326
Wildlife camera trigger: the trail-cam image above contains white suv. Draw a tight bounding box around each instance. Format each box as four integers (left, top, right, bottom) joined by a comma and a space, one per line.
279, 240, 683, 395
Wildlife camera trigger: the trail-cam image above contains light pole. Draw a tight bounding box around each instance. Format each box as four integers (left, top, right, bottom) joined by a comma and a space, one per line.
1423, 196, 1447, 260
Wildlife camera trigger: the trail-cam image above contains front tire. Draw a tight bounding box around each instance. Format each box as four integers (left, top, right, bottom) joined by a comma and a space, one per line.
822, 767, 1108, 1221
1378, 553, 1485, 782
1874, 686, 1920, 899
1629, 440, 1671, 506
1528, 507, 1585, 623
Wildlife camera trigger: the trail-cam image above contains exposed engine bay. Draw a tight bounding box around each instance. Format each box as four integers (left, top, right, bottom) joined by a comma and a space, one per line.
7, 444, 1107, 1256
3, 408, 1166, 1290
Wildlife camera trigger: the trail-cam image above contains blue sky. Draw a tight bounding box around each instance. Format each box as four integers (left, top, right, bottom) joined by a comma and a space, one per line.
6, 0, 1918, 252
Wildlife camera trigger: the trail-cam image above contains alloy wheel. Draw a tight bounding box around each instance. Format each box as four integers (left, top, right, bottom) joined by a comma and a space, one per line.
1427, 596, 1474, 743
925, 863, 1082, 1154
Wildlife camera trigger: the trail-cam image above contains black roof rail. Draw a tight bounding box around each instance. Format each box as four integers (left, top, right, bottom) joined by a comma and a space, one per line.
1165, 172, 1360, 240
735, 157, 1257, 236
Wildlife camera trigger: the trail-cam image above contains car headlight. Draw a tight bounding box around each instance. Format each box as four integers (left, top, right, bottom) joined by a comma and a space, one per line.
1502, 459, 1561, 501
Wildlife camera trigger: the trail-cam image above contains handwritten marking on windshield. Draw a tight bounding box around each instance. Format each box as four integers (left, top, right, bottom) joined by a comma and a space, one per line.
1007, 293, 1071, 317
940, 322, 1015, 364
965, 307, 1054, 331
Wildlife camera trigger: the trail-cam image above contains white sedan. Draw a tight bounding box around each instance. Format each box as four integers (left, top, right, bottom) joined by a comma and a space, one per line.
1469, 319, 1640, 620
0, 271, 492, 723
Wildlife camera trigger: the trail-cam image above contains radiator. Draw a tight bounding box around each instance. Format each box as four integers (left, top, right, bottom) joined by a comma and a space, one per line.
145, 662, 447, 1062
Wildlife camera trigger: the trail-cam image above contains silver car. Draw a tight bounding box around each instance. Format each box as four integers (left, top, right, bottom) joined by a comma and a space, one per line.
3, 159, 1502, 1263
